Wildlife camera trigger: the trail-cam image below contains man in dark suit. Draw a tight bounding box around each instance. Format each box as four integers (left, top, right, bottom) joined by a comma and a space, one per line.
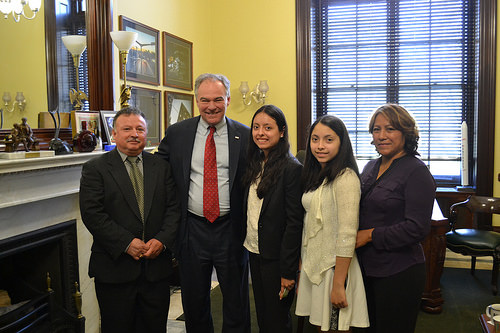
80, 107, 180, 333
157, 73, 250, 332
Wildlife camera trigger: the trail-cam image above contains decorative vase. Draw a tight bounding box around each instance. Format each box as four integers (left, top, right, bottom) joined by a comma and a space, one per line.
73, 121, 97, 152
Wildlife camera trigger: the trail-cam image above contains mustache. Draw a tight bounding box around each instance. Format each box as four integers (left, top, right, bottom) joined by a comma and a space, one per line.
126, 138, 141, 143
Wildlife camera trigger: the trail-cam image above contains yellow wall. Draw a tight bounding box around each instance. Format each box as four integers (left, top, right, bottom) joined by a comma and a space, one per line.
114, 0, 298, 152
0, 5, 47, 129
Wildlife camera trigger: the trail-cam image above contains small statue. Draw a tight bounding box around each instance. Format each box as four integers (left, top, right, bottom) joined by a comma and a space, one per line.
4, 123, 21, 152
48, 106, 73, 155
4, 118, 39, 152
69, 88, 88, 111
19, 117, 38, 151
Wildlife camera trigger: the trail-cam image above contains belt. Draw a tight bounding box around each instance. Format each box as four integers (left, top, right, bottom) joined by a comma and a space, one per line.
187, 211, 230, 223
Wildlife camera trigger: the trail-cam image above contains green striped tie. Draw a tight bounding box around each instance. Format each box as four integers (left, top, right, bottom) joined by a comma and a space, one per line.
126, 156, 144, 222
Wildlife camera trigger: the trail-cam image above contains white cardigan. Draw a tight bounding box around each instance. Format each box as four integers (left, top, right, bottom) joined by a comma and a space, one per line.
301, 168, 369, 330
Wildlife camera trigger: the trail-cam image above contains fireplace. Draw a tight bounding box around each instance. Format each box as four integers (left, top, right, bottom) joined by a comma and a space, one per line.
0, 220, 85, 332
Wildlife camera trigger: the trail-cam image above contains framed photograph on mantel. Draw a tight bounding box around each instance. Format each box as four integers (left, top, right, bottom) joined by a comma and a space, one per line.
119, 16, 160, 86
100, 110, 116, 144
164, 91, 193, 128
129, 86, 161, 146
71, 110, 102, 150
162, 32, 193, 91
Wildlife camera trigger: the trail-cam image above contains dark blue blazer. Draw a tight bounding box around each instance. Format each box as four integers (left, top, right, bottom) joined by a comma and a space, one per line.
156, 116, 250, 258
243, 155, 304, 279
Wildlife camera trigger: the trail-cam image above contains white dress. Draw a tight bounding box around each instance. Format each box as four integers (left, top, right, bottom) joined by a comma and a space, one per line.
295, 169, 370, 331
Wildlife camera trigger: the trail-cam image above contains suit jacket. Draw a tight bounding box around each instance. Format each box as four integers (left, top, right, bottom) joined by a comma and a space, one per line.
156, 116, 250, 257
79, 149, 181, 283
244, 155, 304, 279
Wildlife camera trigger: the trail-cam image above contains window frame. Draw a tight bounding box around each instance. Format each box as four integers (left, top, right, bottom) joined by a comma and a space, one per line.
295, 0, 495, 195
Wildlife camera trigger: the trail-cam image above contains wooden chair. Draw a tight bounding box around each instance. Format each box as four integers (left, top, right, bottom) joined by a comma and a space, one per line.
445, 195, 500, 295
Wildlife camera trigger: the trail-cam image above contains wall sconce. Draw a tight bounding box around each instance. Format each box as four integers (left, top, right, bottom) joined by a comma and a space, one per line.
239, 80, 269, 106
110, 31, 138, 109
0, 0, 42, 22
0, 92, 26, 129
62, 35, 88, 111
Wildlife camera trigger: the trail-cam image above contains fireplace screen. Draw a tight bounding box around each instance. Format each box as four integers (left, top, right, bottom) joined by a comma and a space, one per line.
0, 220, 85, 332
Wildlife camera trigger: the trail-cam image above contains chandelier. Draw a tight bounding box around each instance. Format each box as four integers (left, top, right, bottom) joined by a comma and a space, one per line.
0, 0, 42, 22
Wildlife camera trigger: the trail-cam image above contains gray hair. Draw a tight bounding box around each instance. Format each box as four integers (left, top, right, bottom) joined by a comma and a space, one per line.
194, 73, 231, 99
113, 107, 146, 129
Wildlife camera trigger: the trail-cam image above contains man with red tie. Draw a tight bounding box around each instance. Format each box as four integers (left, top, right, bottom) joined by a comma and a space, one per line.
157, 73, 250, 332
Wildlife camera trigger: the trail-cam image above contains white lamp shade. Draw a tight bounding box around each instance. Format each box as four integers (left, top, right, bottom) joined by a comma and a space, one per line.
28, 0, 42, 11
259, 80, 269, 93
12, 0, 23, 15
62, 35, 87, 56
0, 1, 14, 15
110, 31, 138, 51
239, 81, 250, 94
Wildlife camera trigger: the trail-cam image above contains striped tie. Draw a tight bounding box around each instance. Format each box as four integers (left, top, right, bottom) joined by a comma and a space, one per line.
126, 156, 144, 222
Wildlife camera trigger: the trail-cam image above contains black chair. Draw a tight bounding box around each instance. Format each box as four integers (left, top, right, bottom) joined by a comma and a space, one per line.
445, 195, 500, 295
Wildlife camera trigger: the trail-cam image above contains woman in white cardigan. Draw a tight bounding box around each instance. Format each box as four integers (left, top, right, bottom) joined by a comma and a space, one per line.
296, 115, 369, 332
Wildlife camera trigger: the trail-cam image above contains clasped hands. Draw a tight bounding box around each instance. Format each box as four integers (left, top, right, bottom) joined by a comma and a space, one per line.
126, 238, 164, 260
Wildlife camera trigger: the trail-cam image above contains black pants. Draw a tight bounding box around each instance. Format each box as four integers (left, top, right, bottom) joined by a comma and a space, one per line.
363, 263, 425, 333
179, 214, 250, 333
95, 275, 171, 333
249, 252, 294, 333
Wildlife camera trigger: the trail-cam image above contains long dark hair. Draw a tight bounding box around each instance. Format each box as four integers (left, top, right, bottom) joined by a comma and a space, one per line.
242, 105, 291, 198
302, 115, 359, 192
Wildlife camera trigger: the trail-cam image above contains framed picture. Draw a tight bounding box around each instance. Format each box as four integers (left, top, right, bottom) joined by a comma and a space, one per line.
119, 16, 160, 85
129, 86, 161, 146
71, 110, 102, 149
164, 91, 194, 128
100, 110, 116, 144
162, 32, 193, 90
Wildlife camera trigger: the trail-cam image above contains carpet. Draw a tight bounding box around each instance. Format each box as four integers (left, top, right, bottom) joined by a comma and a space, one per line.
175, 267, 499, 332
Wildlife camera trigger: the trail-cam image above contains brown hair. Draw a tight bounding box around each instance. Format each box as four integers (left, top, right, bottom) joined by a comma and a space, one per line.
369, 103, 420, 156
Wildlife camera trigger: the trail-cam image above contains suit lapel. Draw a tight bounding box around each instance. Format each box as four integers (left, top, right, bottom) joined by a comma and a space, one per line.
142, 151, 157, 223
227, 118, 242, 193
183, 117, 199, 194
107, 149, 142, 222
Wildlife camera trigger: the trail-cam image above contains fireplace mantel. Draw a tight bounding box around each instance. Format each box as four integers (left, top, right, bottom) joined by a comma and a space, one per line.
0, 151, 103, 333
0, 152, 104, 210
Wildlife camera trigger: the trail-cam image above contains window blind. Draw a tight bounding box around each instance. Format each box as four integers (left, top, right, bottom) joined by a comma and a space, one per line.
312, 0, 476, 184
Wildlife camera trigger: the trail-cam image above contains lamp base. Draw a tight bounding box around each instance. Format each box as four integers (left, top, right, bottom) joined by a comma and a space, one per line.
120, 85, 132, 109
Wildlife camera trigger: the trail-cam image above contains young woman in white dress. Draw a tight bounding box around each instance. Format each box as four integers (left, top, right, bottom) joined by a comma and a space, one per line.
295, 115, 369, 332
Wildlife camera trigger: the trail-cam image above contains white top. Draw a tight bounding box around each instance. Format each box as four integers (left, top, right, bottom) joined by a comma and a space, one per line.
301, 168, 360, 284
244, 177, 263, 254
296, 168, 369, 331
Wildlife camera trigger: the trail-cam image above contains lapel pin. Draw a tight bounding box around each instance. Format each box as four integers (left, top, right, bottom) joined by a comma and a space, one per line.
235, 136, 240, 140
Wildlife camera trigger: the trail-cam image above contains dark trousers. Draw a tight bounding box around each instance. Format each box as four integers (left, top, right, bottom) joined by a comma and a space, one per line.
249, 252, 294, 333
363, 263, 425, 333
179, 214, 250, 333
95, 275, 171, 333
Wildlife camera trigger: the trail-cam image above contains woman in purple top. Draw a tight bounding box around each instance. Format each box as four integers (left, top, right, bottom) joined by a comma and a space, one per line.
356, 104, 435, 333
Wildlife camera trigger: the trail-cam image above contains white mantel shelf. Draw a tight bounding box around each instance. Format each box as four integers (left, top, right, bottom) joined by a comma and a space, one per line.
0, 151, 104, 175
0, 151, 104, 209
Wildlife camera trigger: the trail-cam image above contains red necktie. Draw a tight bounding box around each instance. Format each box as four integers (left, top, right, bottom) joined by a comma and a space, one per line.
203, 126, 219, 222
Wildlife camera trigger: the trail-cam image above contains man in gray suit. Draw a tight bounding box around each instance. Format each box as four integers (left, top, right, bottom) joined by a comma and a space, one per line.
80, 107, 180, 333
157, 73, 250, 332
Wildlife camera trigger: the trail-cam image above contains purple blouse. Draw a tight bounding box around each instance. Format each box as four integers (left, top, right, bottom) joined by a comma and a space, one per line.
357, 155, 436, 278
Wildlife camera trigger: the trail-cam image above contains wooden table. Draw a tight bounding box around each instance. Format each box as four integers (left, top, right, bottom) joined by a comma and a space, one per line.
480, 314, 495, 333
